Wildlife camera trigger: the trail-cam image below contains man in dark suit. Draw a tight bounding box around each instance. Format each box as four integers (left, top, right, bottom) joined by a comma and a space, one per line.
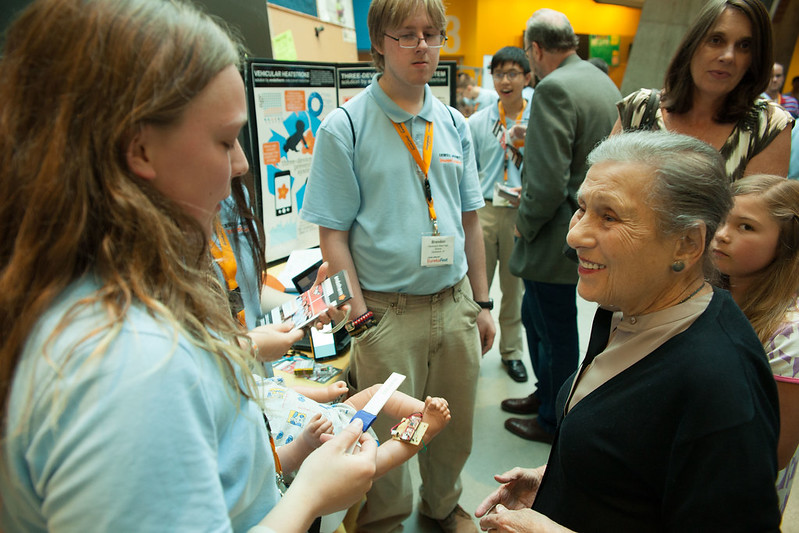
503, 8, 621, 443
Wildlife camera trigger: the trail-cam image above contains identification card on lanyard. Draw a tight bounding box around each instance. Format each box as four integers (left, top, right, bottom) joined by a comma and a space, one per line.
391, 119, 454, 267
421, 234, 455, 267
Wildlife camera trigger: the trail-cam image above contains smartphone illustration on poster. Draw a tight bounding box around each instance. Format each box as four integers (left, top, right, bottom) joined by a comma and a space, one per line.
274, 170, 292, 216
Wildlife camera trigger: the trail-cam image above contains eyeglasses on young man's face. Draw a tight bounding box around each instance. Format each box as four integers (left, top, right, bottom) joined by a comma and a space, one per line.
384, 32, 447, 49
492, 70, 525, 81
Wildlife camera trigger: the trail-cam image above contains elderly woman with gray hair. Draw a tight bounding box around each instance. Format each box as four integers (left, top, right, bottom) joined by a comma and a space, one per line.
476, 131, 781, 532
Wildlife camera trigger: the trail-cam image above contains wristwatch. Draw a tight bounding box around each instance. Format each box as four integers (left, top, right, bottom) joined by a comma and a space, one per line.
474, 298, 494, 311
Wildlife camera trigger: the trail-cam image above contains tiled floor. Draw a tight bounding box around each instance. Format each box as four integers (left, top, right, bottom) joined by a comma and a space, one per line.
398, 276, 799, 532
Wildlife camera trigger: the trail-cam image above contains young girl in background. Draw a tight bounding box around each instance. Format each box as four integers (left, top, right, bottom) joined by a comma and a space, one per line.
712, 174, 799, 513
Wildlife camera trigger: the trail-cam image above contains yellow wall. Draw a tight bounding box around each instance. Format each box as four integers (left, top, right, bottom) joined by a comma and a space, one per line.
441, 0, 642, 87
785, 37, 799, 94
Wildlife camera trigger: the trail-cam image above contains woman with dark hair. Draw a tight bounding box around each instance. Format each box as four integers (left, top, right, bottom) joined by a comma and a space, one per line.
614, 0, 792, 181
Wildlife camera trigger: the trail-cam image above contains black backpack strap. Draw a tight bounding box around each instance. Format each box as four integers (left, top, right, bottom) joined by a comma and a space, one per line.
445, 105, 457, 128
340, 106, 356, 147
342, 102, 454, 149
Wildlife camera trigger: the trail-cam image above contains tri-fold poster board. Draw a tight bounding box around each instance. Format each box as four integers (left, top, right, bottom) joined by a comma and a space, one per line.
244, 59, 457, 263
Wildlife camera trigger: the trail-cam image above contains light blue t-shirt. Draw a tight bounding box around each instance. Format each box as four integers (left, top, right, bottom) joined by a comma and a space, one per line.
469, 93, 532, 200
522, 86, 534, 102
472, 88, 499, 112
1, 277, 279, 532
789, 124, 799, 180
301, 75, 483, 294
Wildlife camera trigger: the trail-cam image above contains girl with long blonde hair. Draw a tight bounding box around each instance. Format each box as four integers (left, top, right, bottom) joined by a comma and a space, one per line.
0, 0, 375, 531
712, 174, 799, 513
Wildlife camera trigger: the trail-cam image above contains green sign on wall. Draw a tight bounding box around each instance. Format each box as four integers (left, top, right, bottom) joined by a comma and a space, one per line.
589, 35, 620, 67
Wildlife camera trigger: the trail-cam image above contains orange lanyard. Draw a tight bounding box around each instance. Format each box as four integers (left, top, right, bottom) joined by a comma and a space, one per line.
263, 414, 287, 494
498, 100, 526, 182
209, 222, 246, 326
392, 120, 438, 234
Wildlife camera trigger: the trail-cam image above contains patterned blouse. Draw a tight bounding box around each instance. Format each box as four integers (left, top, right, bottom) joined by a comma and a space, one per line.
768, 296, 799, 513
617, 88, 793, 182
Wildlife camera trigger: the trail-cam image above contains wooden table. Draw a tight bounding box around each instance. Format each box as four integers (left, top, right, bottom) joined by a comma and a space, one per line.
271, 348, 350, 388
266, 258, 351, 388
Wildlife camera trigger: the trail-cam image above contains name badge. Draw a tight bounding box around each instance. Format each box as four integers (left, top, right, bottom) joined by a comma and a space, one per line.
421, 235, 454, 267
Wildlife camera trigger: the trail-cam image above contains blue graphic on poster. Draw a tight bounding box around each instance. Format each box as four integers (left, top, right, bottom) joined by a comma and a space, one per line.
249, 62, 337, 262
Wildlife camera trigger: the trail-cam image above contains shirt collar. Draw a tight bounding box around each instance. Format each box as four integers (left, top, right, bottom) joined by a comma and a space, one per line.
370, 73, 435, 123
614, 289, 713, 332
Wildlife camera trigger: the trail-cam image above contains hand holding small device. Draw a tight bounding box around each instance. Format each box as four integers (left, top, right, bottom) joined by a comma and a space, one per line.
496, 183, 520, 201
508, 124, 527, 147
496, 184, 521, 207
261, 264, 353, 331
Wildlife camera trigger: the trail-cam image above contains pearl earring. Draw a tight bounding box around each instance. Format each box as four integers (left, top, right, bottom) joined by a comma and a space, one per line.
671, 261, 685, 272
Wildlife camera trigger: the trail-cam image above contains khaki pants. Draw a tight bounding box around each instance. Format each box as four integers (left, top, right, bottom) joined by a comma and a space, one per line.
348, 277, 482, 532
477, 203, 524, 361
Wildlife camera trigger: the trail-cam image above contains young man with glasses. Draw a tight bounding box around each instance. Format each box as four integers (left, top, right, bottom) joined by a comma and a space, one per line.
469, 47, 533, 385
301, 0, 494, 531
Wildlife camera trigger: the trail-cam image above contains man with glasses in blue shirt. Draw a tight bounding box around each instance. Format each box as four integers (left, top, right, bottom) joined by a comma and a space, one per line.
301, 0, 494, 531
469, 47, 533, 384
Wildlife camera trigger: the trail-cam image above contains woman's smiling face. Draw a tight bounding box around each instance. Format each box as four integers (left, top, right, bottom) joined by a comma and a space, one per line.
567, 161, 683, 316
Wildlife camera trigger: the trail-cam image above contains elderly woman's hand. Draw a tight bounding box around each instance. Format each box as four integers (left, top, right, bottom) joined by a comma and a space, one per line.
475, 466, 546, 519
478, 505, 575, 533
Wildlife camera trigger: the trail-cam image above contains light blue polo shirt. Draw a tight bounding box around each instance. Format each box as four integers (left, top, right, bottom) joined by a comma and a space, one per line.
301, 74, 483, 295
1, 276, 279, 532
469, 92, 532, 200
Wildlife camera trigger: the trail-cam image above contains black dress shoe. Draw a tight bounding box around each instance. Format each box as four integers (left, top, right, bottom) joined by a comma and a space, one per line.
501, 393, 541, 414
504, 417, 554, 444
502, 359, 528, 382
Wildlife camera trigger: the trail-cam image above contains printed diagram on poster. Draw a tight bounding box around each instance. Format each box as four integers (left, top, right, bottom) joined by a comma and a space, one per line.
336, 65, 374, 105
247, 61, 338, 263
247, 60, 455, 263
